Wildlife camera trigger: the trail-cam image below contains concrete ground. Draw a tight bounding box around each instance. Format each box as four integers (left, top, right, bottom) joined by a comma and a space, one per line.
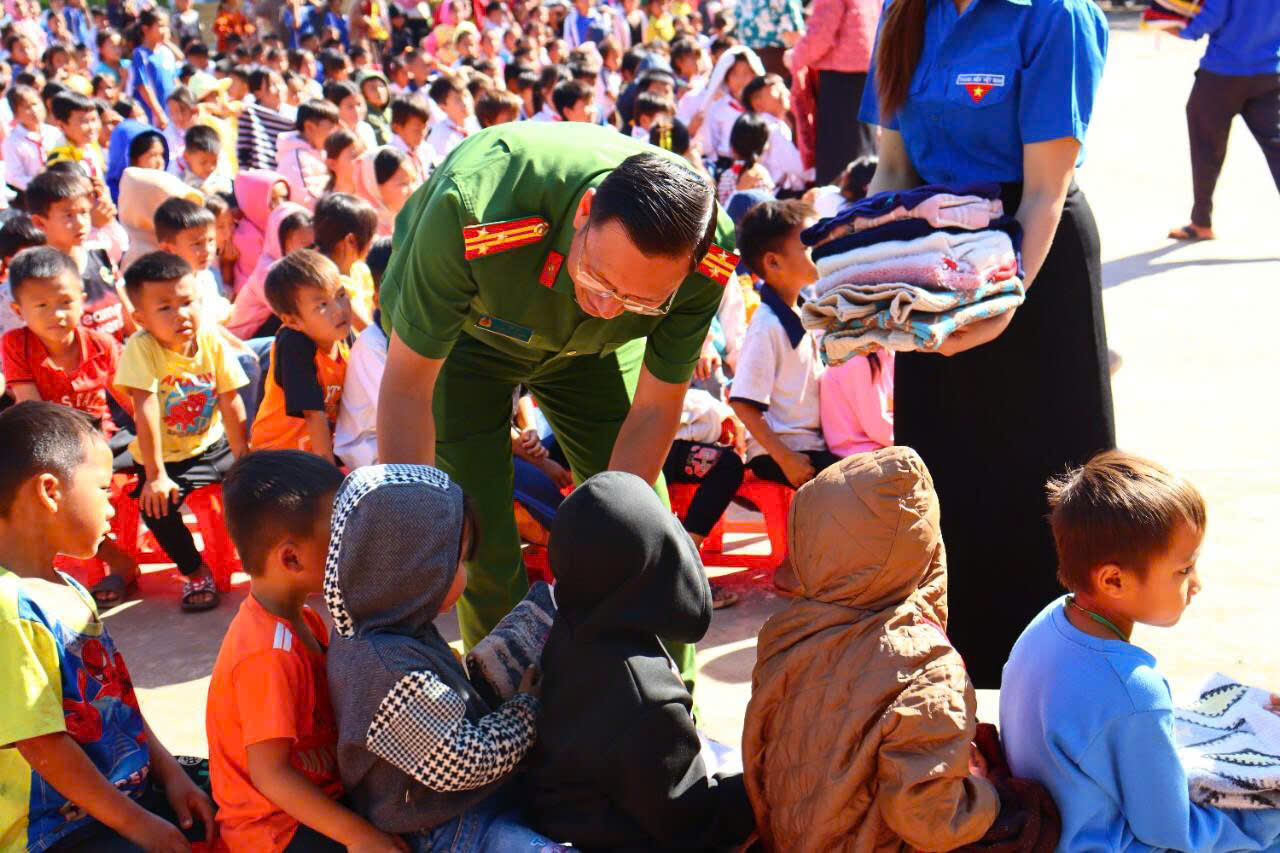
110, 17, 1280, 758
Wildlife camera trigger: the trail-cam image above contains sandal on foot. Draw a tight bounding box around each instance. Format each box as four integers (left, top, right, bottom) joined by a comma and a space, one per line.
711, 582, 739, 610
181, 576, 220, 612
1168, 224, 1214, 241
90, 573, 136, 607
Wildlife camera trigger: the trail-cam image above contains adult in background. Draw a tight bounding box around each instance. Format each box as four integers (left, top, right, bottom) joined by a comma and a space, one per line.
734, 0, 804, 83
1166, 0, 1280, 241
786, 0, 880, 185
377, 122, 737, 690
861, 0, 1115, 687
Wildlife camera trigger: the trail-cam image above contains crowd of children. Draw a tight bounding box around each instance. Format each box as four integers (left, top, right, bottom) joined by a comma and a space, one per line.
1, 0, 1278, 850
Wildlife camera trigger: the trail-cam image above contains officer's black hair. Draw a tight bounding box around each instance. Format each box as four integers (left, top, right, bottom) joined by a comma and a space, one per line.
154, 197, 215, 244
50, 91, 96, 123
0, 215, 48, 266
185, 124, 222, 156
0, 402, 105, 519
735, 199, 814, 280
222, 450, 345, 576
591, 152, 715, 263
8, 246, 78, 303
25, 170, 91, 218
312, 193, 378, 258
122, 251, 193, 306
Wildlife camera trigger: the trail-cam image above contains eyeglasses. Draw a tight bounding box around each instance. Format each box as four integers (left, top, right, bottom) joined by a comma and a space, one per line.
572, 221, 680, 316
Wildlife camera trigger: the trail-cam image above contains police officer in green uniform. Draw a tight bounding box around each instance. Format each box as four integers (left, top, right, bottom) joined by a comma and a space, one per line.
377, 121, 738, 684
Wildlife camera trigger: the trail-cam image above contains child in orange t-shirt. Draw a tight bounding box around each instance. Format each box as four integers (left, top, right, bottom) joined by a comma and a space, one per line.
209, 450, 407, 853
249, 250, 352, 462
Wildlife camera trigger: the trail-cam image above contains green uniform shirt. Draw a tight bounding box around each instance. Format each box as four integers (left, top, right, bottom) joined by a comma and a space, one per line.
380, 121, 736, 385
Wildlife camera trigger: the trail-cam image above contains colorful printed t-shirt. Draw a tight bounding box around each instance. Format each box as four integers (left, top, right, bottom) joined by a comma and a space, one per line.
249, 329, 349, 453
114, 327, 249, 463
80, 249, 127, 344
0, 568, 149, 852
207, 596, 343, 853
2, 326, 124, 435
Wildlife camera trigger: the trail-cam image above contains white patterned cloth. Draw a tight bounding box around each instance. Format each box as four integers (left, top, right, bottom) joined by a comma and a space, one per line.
1175, 673, 1280, 809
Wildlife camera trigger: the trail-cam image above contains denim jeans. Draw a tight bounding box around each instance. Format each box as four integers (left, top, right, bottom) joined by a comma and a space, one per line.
412, 796, 569, 853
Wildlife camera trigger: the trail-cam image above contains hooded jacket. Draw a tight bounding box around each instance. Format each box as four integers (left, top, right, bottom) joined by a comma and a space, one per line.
324, 465, 540, 835
743, 447, 1000, 852
228, 202, 308, 339
276, 131, 330, 212
232, 169, 290, 293
117, 167, 203, 270
352, 147, 397, 238
105, 119, 169, 204
529, 472, 755, 851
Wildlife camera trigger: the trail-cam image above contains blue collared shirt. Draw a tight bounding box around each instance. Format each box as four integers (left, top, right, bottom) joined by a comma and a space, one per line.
860, 0, 1108, 184
1180, 0, 1280, 76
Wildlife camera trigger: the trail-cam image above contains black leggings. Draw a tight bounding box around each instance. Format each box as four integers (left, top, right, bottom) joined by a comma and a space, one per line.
747, 450, 843, 489
662, 441, 745, 536
132, 437, 235, 576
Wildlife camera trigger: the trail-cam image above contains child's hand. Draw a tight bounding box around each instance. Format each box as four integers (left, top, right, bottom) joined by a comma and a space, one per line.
347, 825, 410, 853
969, 741, 989, 779
537, 457, 574, 490
125, 810, 191, 852
777, 449, 817, 489
517, 428, 547, 460
141, 475, 181, 517
160, 768, 217, 845
518, 665, 543, 699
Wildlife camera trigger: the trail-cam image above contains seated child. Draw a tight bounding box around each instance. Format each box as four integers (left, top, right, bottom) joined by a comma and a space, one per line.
277, 99, 340, 211
325, 464, 564, 849
233, 169, 293, 292
205, 191, 238, 297
550, 79, 598, 123
229, 203, 314, 341
728, 199, 839, 489
740, 74, 810, 192
2, 84, 60, 205
631, 91, 676, 141
529, 471, 756, 850
744, 448, 1054, 851
387, 95, 436, 183
181, 123, 233, 196
312, 193, 378, 330
1001, 451, 1280, 851
0, 214, 48, 337
425, 74, 477, 162
210, 450, 408, 853
333, 237, 390, 468
114, 251, 249, 613
716, 112, 774, 206
47, 91, 107, 182
249, 250, 352, 460
0, 401, 216, 851
819, 347, 894, 457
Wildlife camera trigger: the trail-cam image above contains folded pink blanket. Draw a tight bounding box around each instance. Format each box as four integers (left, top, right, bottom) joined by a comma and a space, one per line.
815, 230, 1018, 291
852, 194, 1005, 233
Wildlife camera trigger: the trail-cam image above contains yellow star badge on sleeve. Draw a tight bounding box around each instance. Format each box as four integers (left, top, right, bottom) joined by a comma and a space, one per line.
462, 216, 551, 260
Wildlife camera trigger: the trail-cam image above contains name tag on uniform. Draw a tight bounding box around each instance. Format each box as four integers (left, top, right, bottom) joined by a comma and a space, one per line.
474, 314, 533, 343
955, 73, 1006, 103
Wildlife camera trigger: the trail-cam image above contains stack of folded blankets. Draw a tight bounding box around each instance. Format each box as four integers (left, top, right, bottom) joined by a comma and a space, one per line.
1141, 0, 1202, 32
799, 183, 1025, 365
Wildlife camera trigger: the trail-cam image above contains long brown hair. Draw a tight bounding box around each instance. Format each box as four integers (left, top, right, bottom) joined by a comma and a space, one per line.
875, 0, 929, 120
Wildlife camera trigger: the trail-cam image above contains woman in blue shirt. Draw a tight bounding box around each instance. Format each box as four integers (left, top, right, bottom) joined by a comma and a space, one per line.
1168, 0, 1280, 240
860, 0, 1115, 687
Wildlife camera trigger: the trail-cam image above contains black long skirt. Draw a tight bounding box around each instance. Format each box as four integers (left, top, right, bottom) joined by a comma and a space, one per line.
894, 184, 1115, 688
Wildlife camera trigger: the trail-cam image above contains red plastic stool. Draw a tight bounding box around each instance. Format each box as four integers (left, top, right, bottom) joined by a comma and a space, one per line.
667, 482, 727, 552
699, 473, 794, 578
523, 544, 552, 584
107, 482, 242, 593
53, 473, 141, 589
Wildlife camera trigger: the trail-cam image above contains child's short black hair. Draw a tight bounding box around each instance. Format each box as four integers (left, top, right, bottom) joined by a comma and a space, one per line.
365, 236, 392, 288
122, 250, 193, 305
633, 91, 674, 122
386, 94, 432, 126
184, 123, 222, 156
637, 69, 675, 93
427, 73, 466, 107
839, 154, 878, 202
296, 98, 340, 133
649, 118, 690, 156
8, 246, 78, 303
317, 48, 348, 75
40, 81, 67, 108
166, 85, 196, 111
0, 215, 48, 264
475, 88, 522, 128
312, 193, 378, 257
203, 192, 230, 218
0, 401, 104, 518
25, 169, 92, 218
154, 197, 216, 243
323, 78, 358, 105
128, 129, 166, 165
7, 83, 38, 113
263, 247, 340, 318
276, 208, 312, 253
222, 449, 345, 576
735, 199, 814, 280
50, 90, 96, 123
551, 79, 591, 117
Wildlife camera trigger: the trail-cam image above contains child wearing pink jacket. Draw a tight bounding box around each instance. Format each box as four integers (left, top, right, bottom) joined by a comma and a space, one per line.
820, 348, 894, 456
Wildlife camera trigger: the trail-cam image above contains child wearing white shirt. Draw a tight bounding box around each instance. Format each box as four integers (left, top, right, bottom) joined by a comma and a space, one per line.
3, 86, 62, 199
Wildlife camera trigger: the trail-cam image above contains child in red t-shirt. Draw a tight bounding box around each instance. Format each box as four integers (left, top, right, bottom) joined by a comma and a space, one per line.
210, 450, 407, 853
2, 246, 140, 606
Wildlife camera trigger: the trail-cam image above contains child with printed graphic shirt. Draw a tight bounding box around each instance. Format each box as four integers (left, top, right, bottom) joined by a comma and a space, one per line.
0, 401, 217, 852
210, 450, 408, 853
114, 251, 249, 613
250, 251, 352, 462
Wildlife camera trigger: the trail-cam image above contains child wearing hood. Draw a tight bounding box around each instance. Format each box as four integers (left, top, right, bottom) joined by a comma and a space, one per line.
324, 464, 569, 852
528, 471, 756, 851
231, 168, 292, 293
743, 448, 1059, 852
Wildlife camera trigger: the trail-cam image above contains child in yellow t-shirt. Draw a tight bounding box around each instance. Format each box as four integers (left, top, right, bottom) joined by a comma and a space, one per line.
113, 251, 249, 612
249, 250, 352, 462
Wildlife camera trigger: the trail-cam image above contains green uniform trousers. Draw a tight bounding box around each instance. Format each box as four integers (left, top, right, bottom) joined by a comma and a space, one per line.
433, 334, 697, 689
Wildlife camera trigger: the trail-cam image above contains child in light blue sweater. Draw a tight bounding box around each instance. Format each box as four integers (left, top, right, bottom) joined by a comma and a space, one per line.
1001, 450, 1280, 852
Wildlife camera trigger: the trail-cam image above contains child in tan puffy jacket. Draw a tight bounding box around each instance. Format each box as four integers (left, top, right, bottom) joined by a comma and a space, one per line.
743, 446, 1057, 853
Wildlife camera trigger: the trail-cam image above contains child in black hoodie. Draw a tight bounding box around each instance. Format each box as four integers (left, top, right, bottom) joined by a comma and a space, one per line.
529, 471, 756, 851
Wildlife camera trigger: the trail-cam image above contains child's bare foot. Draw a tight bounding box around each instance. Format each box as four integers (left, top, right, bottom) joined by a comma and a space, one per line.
1168, 223, 1215, 240
180, 564, 220, 612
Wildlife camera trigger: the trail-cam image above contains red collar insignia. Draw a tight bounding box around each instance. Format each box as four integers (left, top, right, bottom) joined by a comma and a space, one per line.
539, 251, 564, 287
